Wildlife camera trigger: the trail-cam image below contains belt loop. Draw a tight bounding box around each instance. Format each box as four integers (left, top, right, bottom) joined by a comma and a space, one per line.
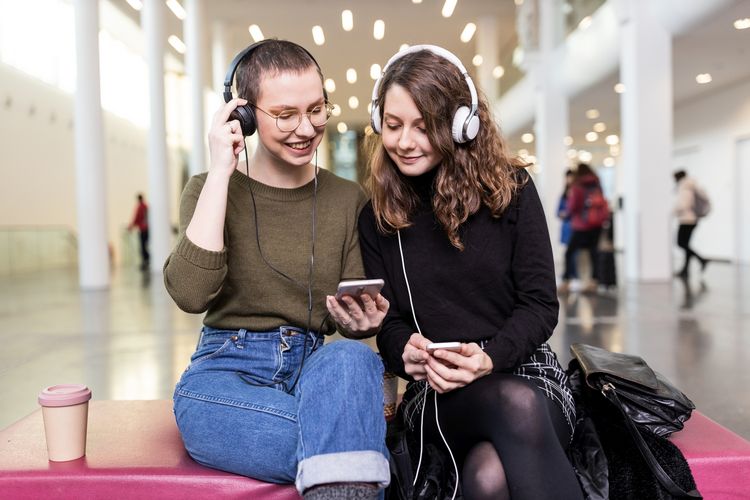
235, 329, 247, 349
196, 327, 206, 349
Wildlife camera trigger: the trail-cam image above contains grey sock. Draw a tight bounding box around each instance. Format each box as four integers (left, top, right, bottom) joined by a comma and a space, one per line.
303, 482, 379, 500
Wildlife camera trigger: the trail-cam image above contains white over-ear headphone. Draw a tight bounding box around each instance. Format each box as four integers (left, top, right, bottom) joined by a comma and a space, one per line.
370, 44, 480, 144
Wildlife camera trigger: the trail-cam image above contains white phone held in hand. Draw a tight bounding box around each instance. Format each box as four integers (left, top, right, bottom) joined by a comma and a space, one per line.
335, 279, 385, 301
426, 342, 462, 353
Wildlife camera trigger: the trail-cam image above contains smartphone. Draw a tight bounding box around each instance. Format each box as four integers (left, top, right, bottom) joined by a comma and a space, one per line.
426, 342, 462, 353
335, 279, 385, 301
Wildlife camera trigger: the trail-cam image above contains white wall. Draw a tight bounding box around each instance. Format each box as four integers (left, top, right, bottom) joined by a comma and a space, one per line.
673, 77, 750, 261
0, 62, 185, 268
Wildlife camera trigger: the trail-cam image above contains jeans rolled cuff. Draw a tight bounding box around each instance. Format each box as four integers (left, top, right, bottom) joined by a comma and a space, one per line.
295, 450, 390, 493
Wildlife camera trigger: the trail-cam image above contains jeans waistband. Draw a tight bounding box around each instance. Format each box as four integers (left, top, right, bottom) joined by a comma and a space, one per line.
198, 326, 323, 347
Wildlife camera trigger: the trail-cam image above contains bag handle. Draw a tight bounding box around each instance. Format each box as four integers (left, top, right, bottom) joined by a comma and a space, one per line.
601, 383, 702, 499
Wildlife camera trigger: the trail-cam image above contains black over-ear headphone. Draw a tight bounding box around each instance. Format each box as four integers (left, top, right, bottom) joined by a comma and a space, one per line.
370, 44, 480, 144
223, 40, 328, 136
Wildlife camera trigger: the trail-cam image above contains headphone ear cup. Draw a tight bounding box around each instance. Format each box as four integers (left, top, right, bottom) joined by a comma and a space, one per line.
370, 103, 382, 134
233, 105, 257, 136
451, 106, 480, 143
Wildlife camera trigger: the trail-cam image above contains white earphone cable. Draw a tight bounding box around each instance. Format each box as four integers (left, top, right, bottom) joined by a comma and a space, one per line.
398, 230, 457, 499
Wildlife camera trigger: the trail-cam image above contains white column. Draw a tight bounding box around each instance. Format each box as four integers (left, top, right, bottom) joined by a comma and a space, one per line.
185, 0, 207, 176
476, 16, 499, 103
211, 20, 229, 92
618, 0, 673, 281
142, 0, 172, 274
532, 0, 568, 260
73, 0, 109, 289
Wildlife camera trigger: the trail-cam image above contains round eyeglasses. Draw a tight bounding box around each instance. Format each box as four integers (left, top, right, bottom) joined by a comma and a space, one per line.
253, 103, 333, 132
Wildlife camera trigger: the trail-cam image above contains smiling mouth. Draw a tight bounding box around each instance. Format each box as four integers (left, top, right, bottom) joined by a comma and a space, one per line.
288, 140, 312, 150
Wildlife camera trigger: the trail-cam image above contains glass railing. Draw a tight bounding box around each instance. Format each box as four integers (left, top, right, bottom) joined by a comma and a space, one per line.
0, 226, 77, 275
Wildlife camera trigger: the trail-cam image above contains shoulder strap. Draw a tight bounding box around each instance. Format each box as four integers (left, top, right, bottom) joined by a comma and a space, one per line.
602, 384, 702, 498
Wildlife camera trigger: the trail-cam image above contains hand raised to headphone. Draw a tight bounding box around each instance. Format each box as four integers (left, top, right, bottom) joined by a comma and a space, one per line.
325, 293, 389, 339
208, 98, 247, 178
423, 342, 493, 394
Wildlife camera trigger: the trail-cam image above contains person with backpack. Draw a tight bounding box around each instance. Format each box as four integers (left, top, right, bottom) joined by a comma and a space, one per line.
558, 163, 610, 294
673, 169, 709, 279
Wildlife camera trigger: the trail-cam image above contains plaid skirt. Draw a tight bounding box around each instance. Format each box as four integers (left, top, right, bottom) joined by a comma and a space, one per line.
402, 342, 576, 437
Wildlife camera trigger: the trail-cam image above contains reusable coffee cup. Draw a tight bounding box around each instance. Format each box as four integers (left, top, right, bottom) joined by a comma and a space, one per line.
37, 384, 92, 462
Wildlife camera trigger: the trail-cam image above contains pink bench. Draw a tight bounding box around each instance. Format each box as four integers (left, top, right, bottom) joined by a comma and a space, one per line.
0, 400, 300, 500
2, 400, 749, 499
670, 411, 750, 499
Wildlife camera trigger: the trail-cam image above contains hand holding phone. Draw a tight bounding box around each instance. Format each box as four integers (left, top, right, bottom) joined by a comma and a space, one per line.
426, 342, 462, 353
335, 279, 385, 302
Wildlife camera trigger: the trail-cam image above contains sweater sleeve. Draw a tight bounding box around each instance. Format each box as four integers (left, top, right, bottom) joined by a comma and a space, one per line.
482, 175, 560, 372
340, 187, 368, 282
359, 204, 414, 378
163, 176, 228, 314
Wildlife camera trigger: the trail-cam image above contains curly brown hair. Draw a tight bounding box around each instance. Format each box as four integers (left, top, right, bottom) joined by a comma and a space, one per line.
365, 49, 527, 250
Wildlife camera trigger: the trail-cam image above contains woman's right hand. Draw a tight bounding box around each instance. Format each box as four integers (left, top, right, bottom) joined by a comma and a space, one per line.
207, 98, 247, 177
402, 333, 431, 380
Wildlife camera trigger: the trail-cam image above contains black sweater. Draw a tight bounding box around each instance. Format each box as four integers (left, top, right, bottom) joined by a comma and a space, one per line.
358, 169, 559, 379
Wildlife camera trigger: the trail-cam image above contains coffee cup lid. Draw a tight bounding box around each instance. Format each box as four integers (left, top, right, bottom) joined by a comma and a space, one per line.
38, 384, 92, 407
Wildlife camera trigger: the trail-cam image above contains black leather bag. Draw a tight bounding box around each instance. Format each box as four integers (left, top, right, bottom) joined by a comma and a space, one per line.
570, 343, 701, 498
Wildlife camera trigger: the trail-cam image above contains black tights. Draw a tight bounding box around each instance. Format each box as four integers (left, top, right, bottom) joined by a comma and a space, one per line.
416, 374, 582, 500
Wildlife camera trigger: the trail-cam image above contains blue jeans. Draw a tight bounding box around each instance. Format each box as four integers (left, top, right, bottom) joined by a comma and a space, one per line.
173, 326, 390, 493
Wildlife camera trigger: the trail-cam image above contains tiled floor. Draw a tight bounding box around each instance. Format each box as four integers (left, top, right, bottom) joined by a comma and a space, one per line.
1, 261, 748, 440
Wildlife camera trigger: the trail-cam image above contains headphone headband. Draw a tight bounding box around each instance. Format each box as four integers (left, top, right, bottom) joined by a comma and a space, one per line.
369, 44, 480, 143
223, 40, 326, 136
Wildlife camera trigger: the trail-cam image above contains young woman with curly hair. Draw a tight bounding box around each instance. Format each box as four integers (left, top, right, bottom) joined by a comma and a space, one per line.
359, 45, 582, 500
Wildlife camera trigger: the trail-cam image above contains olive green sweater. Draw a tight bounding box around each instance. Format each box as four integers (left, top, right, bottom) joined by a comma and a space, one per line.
163, 168, 367, 335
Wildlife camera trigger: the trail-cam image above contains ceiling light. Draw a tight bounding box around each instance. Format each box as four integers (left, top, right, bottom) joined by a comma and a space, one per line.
578, 150, 592, 162
348, 96, 359, 109
605, 134, 619, 145
585, 108, 600, 119
248, 25, 264, 42
168, 35, 186, 54
603, 157, 615, 167
695, 73, 712, 84
442, 0, 457, 18
460, 23, 477, 43
374, 20, 385, 40
346, 68, 357, 84
166, 0, 186, 20
492, 66, 505, 79
609, 144, 620, 156
412, 0, 423, 3
578, 16, 592, 30
312, 26, 325, 46
367, 102, 373, 113
514, 0, 524, 5
585, 131, 598, 142
370, 64, 382, 80
614, 82, 625, 93
399, 44, 410, 52
734, 18, 750, 30
518, 149, 529, 157
337, 122, 348, 134
567, 149, 578, 159
342, 10, 353, 31
324, 78, 336, 93
593, 122, 606, 133
472, 55, 483, 67
521, 132, 534, 144
332, 104, 342, 117
564, 136, 573, 146
125, 0, 142, 10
